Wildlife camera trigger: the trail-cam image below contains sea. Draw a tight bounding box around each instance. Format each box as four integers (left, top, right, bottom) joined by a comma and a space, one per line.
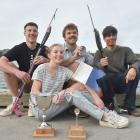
0, 71, 140, 93
0, 71, 9, 92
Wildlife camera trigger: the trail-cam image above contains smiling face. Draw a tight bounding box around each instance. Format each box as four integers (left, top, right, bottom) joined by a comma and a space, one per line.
102, 26, 118, 49
64, 28, 78, 45
104, 33, 117, 48
48, 44, 64, 64
24, 25, 38, 44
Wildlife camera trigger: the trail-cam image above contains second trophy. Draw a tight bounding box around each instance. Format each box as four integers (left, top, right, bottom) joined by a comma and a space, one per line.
68, 108, 86, 140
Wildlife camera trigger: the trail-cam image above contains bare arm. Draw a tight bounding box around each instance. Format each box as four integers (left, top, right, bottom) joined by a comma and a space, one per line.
85, 85, 105, 109
61, 48, 82, 67
0, 56, 31, 83
31, 79, 65, 104
31, 80, 42, 95
0, 56, 19, 74
33, 56, 49, 65
61, 56, 78, 67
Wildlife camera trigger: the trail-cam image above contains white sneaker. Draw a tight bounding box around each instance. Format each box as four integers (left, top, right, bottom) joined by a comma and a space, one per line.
100, 110, 129, 128
28, 106, 34, 117
0, 104, 13, 116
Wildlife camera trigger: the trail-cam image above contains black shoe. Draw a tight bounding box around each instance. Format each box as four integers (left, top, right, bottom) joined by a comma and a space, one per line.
127, 109, 140, 117
78, 111, 89, 118
105, 102, 114, 110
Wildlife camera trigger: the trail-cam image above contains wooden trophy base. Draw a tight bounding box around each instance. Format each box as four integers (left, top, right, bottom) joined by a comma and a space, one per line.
33, 127, 55, 138
68, 125, 86, 140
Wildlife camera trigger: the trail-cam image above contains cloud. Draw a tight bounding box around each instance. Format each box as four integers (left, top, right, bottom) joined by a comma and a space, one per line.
0, 0, 140, 53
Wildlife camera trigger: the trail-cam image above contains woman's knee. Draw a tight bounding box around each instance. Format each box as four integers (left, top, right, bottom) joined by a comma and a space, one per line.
69, 83, 86, 91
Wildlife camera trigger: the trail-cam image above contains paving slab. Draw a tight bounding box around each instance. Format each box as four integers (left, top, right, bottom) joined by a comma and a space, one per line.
0, 109, 140, 140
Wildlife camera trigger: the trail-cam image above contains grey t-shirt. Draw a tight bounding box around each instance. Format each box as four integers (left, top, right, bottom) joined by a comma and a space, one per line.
31, 63, 73, 96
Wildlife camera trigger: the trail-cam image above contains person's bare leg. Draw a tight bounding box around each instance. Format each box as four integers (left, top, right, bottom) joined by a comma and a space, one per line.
4, 72, 19, 97
0, 63, 21, 116
67, 82, 86, 92
3, 62, 19, 99
96, 89, 103, 98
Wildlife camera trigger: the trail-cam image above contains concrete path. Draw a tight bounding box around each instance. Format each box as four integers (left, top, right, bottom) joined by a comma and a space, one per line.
0, 109, 140, 140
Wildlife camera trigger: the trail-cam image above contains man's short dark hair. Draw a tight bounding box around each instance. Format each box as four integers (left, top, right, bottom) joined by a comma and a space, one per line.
62, 23, 78, 38
24, 22, 38, 30
102, 25, 118, 38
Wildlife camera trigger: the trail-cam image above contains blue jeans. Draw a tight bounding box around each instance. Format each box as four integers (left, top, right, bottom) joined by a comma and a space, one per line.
31, 90, 107, 121
98, 73, 140, 110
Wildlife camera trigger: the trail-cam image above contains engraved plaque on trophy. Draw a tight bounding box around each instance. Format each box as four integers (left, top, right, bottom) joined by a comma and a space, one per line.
33, 109, 55, 138
68, 108, 86, 140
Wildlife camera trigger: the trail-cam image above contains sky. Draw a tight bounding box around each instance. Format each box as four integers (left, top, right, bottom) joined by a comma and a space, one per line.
0, 0, 140, 53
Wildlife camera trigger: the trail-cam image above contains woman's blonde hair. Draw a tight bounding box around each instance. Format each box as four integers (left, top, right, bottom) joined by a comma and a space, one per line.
46, 43, 64, 58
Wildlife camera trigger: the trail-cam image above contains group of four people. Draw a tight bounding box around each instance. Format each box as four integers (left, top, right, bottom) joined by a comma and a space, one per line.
0, 22, 140, 129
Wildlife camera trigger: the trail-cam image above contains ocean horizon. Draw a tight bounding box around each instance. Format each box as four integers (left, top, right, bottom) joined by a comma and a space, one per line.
0, 71, 140, 94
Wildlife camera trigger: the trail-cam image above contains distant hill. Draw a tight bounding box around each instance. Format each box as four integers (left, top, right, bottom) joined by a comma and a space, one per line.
0, 49, 140, 58
136, 54, 140, 58
0, 49, 9, 56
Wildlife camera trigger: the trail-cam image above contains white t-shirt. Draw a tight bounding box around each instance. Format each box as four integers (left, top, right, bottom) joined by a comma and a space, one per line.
31, 63, 73, 96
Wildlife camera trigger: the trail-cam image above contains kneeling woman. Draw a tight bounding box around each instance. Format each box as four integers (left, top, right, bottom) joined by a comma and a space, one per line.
30, 43, 128, 129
